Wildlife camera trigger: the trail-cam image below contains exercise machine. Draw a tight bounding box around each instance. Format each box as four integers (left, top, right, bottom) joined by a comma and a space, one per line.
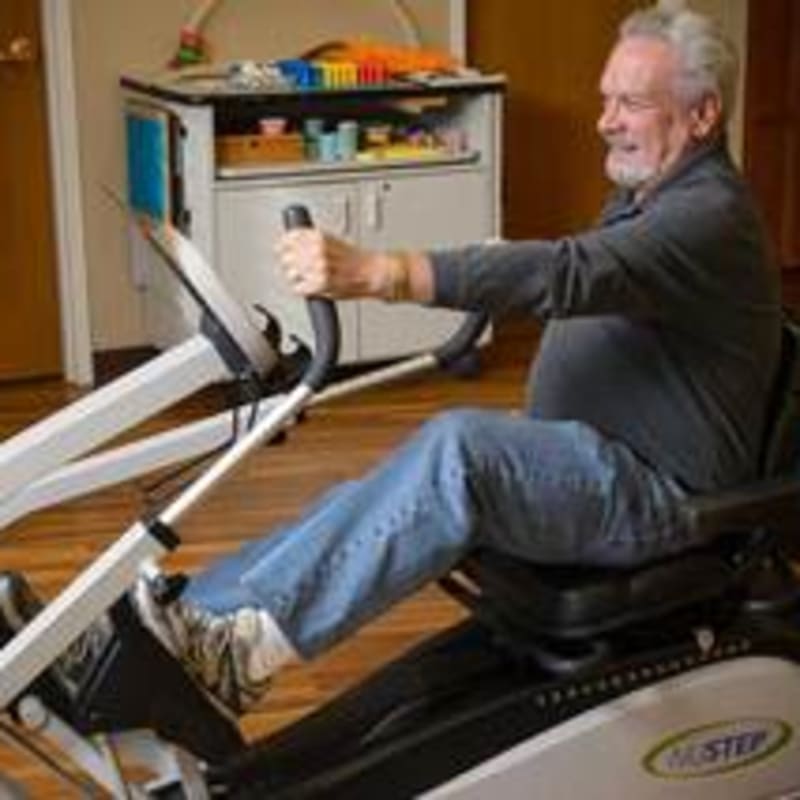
0, 204, 483, 797
1, 206, 800, 798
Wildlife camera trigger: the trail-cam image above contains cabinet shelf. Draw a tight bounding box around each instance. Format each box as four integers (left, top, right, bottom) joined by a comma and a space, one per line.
216, 150, 481, 181
121, 73, 506, 107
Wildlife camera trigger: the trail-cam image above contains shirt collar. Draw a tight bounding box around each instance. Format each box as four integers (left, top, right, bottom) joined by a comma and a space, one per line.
599, 134, 729, 226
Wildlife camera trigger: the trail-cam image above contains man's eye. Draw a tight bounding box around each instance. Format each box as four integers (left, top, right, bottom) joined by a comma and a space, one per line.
622, 96, 653, 111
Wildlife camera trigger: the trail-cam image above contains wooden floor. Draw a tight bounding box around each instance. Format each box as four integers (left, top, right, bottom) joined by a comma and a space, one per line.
0, 323, 536, 797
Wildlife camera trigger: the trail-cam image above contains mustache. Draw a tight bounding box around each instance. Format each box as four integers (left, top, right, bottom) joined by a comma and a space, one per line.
603, 136, 638, 152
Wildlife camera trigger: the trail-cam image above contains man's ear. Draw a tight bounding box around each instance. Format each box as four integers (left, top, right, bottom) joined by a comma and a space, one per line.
690, 93, 723, 139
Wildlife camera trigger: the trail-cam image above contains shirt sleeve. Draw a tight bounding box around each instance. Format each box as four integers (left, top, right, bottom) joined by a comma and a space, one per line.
428, 189, 741, 322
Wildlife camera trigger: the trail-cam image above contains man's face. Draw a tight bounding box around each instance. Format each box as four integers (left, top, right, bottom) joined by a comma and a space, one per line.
597, 36, 703, 193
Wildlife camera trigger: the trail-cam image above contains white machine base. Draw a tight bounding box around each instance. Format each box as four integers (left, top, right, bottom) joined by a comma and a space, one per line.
428, 656, 800, 799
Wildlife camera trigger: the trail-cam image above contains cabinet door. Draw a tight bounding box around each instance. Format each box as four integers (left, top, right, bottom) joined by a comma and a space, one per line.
358, 170, 495, 361
215, 182, 360, 362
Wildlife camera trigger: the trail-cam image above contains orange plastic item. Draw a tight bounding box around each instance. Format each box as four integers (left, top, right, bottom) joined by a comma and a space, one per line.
303, 40, 460, 77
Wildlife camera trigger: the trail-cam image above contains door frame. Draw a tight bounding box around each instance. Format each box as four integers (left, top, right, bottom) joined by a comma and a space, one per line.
41, 0, 92, 385
448, 0, 466, 60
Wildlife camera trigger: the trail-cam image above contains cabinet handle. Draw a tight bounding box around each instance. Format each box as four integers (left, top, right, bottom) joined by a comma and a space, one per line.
342, 194, 352, 235
365, 186, 383, 232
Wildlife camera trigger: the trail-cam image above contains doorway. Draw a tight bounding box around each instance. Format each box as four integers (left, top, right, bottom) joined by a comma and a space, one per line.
467, 0, 641, 239
0, 0, 62, 380
744, 0, 800, 272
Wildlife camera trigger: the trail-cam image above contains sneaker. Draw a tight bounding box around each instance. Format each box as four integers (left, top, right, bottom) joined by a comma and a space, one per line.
131, 576, 278, 718
0, 571, 113, 698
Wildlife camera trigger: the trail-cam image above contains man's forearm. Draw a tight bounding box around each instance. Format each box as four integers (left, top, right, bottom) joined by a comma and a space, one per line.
370, 250, 435, 304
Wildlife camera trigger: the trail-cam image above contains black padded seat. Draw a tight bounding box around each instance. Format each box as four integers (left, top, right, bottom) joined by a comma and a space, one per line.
445, 540, 744, 641
443, 475, 800, 643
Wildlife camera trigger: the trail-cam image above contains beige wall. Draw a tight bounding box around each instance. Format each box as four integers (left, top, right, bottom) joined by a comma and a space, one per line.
69, 1, 456, 350
688, 0, 748, 163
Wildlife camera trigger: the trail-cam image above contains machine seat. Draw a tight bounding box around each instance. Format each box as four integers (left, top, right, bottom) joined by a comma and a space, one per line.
456, 549, 702, 638
445, 539, 734, 642
443, 472, 800, 642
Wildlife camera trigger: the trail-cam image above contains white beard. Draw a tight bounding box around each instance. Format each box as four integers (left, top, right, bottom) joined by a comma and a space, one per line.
604, 153, 658, 189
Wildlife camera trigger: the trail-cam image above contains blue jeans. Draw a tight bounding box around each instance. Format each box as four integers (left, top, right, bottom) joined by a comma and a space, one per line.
185, 409, 692, 659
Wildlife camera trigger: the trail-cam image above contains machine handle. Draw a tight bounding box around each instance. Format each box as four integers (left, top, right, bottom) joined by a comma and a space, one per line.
282, 205, 341, 391
433, 312, 490, 370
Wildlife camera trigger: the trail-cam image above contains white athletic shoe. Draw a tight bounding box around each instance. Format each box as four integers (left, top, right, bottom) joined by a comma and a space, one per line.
132, 577, 276, 718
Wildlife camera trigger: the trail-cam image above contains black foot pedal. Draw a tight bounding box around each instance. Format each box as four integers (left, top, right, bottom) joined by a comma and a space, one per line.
0, 571, 76, 718
76, 595, 244, 763
0, 570, 115, 703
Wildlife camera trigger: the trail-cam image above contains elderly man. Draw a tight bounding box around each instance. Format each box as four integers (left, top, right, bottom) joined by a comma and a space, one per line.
129, 4, 781, 717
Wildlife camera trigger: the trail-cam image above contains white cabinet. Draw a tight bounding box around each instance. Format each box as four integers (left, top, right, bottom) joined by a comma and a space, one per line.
215, 179, 362, 362
357, 170, 492, 360
123, 74, 504, 363
215, 168, 492, 363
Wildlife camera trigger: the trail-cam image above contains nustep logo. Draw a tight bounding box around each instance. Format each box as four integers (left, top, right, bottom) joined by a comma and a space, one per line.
644, 718, 792, 779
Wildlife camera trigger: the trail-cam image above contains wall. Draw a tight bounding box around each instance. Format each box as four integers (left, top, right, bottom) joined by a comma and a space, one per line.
743, 0, 800, 270
689, 0, 748, 164
467, 0, 642, 239
68, 1, 456, 351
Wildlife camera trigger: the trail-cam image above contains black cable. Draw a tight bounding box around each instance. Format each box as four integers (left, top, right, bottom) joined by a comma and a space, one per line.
138, 373, 265, 515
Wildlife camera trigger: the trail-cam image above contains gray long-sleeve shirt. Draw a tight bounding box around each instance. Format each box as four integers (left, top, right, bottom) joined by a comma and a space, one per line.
430, 140, 782, 492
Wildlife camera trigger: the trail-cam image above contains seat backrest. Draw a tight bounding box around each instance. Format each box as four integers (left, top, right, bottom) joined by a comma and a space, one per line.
759, 321, 800, 477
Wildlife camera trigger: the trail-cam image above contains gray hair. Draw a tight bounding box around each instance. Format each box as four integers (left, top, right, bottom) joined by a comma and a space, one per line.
619, 5, 739, 121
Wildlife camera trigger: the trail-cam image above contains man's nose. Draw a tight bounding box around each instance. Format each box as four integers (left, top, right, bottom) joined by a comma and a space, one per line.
598, 99, 622, 135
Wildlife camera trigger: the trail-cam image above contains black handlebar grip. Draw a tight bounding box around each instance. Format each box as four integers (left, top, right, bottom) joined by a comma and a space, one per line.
282, 205, 341, 391
282, 204, 313, 231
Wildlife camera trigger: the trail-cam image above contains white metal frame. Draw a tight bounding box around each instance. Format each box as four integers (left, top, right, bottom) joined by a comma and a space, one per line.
0, 221, 261, 789
0, 344, 234, 707
448, 0, 467, 61
9, 694, 209, 797
0, 212, 445, 794
0, 349, 437, 532
0, 219, 283, 705
0, 337, 438, 708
